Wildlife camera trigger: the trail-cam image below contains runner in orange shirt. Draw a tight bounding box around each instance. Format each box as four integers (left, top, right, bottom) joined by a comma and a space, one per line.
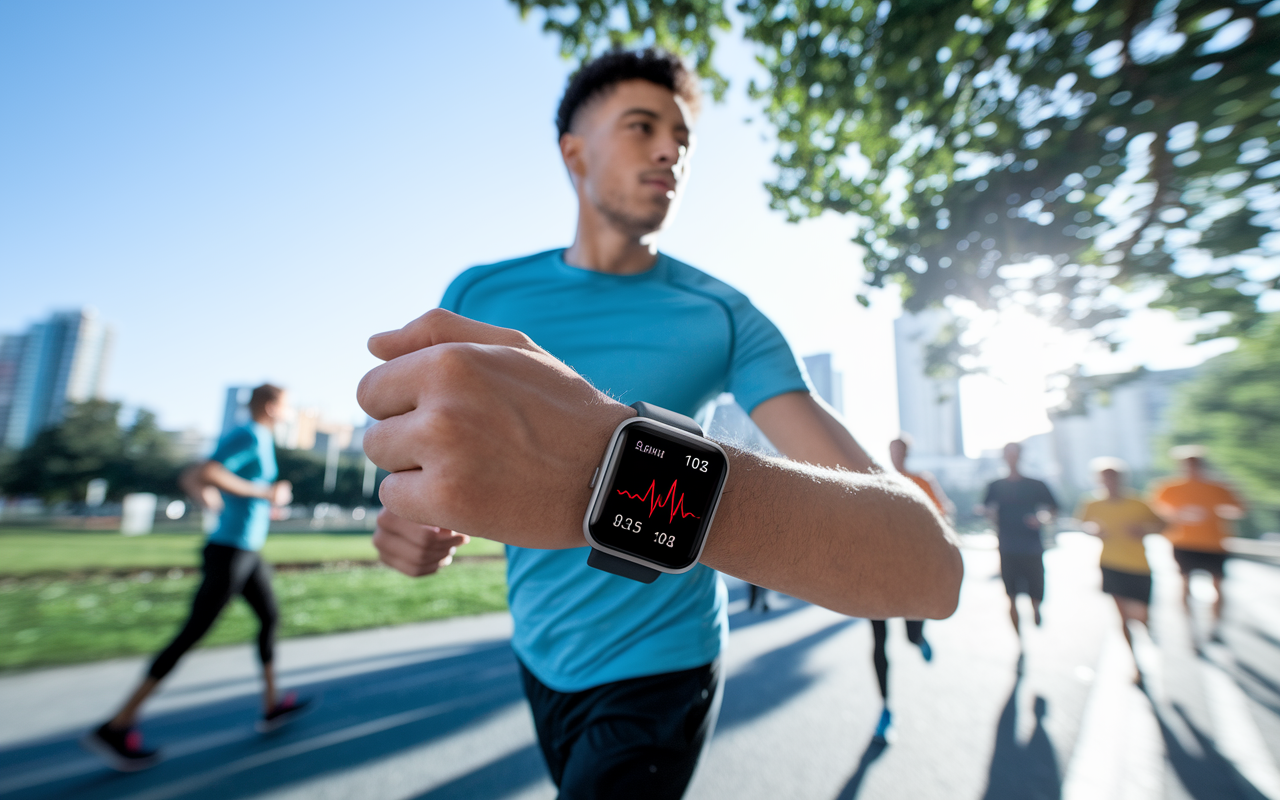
1150, 445, 1245, 637
867, 436, 952, 741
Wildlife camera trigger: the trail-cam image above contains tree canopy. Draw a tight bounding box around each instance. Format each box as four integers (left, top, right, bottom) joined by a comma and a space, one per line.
0, 400, 185, 504
1167, 312, 1280, 508
513, 0, 1280, 349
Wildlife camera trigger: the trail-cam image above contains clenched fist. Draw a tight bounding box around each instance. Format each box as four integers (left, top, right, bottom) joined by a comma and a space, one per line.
358, 309, 634, 551
372, 508, 470, 577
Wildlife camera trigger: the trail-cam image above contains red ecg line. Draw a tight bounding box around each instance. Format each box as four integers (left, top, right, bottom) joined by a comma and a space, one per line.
617, 479, 701, 523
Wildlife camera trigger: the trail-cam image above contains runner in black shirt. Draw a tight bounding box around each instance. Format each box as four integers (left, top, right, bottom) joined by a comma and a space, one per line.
982, 443, 1058, 637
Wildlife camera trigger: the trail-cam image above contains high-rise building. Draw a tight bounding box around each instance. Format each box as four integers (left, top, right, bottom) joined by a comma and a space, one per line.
1050, 368, 1196, 502
0, 309, 112, 450
894, 310, 964, 458
802, 353, 844, 414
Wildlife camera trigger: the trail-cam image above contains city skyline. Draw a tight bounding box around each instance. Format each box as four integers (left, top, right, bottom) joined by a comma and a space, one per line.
0, 308, 112, 450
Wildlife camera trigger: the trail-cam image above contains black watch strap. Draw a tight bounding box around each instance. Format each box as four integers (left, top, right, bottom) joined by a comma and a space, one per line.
587, 548, 659, 584
630, 401, 703, 435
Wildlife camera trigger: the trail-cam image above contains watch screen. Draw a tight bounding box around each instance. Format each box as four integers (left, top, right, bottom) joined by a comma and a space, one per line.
589, 422, 727, 570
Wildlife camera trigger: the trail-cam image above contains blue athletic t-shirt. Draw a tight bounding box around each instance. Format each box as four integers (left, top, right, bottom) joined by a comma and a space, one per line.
440, 248, 809, 692
206, 422, 277, 552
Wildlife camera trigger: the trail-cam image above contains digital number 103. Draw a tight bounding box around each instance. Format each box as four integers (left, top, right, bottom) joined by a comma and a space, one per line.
685, 456, 709, 472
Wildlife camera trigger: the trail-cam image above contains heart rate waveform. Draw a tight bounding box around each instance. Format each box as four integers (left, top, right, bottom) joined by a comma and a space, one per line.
617, 479, 701, 523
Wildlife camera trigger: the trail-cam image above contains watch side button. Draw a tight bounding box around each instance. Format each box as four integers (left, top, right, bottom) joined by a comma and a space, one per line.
590, 467, 599, 488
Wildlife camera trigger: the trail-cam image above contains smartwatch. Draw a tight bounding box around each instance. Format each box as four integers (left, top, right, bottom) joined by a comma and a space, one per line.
583, 401, 730, 583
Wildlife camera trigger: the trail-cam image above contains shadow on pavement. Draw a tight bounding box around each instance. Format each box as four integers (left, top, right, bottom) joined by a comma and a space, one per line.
723, 581, 810, 632
0, 640, 534, 800
718, 617, 858, 732
1148, 699, 1270, 800
412, 743, 548, 799
981, 677, 1060, 800
832, 736, 888, 799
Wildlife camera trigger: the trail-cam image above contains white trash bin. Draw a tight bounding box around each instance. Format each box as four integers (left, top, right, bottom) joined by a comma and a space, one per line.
121, 492, 157, 536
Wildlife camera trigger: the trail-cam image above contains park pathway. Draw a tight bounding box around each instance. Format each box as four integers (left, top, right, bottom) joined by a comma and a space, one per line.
1, 535, 1278, 799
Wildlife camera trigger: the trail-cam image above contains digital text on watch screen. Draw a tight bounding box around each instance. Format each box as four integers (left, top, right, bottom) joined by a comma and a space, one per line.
590, 425, 726, 569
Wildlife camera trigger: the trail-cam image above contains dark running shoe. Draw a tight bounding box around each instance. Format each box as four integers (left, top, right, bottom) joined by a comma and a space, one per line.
80, 722, 160, 772
256, 693, 312, 733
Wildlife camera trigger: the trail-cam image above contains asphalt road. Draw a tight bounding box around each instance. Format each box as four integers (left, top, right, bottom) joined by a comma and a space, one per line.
1, 533, 1277, 800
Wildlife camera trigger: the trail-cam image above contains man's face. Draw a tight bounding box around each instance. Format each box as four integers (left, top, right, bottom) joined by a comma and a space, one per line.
1003, 443, 1021, 471
264, 392, 292, 425
562, 79, 695, 237
1100, 469, 1122, 495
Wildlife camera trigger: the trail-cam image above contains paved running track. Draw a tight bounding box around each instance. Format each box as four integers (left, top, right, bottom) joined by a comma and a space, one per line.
1, 533, 1277, 800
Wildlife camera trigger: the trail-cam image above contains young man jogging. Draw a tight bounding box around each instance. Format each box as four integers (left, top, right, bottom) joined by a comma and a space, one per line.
83, 384, 308, 771
982, 442, 1059, 637
867, 436, 951, 741
1076, 458, 1165, 681
1151, 445, 1245, 640
361, 50, 961, 798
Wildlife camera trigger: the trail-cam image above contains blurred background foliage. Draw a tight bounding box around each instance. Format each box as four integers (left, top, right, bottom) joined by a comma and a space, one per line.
514, 0, 1280, 347
0, 400, 383, 510
1167, 311, 1280, 509
0, 400, 182, 503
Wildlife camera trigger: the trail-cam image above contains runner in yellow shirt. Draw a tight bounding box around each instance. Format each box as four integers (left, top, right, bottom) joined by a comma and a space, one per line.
1150, 445, 1245, 637
1076, 458, 1165, 678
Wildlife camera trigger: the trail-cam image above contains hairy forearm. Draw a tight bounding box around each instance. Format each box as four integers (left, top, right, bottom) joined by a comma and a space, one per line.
700, 448, 963, 620
199, 462, 268, 500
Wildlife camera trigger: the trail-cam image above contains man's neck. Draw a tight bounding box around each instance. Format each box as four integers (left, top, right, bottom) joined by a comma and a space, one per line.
252, 413, 273, 428
563, 214, 660, 275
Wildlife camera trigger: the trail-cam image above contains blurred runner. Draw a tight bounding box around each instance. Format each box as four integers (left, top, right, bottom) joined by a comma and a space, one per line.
1076, 458, 1165, 682
82, 384, 308, 771
1151, 445, 1245, 641
982, 442, 1059, 638
869, 436, 949, 741
747, 582, 770, 613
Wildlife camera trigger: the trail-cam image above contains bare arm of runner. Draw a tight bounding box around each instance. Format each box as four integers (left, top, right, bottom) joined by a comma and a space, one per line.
359, 309, 962, 620
188, 460, 292, 505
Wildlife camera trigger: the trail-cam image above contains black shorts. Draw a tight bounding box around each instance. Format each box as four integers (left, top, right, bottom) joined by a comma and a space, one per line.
519, 658, 721, 800
1172, 548, 1227, 578
999, 552, 1045, 602
1100, 566, 1152, 604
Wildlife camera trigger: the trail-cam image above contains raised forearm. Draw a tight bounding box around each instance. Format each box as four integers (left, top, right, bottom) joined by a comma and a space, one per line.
701, 449, 963, 620
199, 461, 269, 500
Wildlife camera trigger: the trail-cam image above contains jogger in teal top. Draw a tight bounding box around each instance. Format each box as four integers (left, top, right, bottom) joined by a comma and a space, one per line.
365, 49, 960, 798
442, 248, 807, 693
85, 385, 309, 771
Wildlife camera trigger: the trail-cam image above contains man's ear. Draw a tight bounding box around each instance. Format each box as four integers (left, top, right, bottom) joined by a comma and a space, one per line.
560, 132, 585, 186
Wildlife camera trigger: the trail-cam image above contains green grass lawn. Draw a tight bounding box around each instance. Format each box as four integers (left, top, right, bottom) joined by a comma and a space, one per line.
0, 529, 505, 576
0, 560, 509, 670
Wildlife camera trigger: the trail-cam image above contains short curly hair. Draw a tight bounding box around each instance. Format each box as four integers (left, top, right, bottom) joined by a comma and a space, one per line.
555, 48, 701, 139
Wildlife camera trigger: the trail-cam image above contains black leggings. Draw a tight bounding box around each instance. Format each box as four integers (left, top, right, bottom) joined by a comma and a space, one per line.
148, 543, 279, 680
871, 620, 924, 701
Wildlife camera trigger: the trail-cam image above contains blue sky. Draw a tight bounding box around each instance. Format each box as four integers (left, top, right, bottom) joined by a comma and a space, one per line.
0, 1, 1227, 457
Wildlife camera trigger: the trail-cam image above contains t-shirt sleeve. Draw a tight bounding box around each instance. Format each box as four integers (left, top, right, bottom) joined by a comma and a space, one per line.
210, 428, 257, 474
1139, 501, 1164, 527
1039, 481, 1060, 510
983, 482, 996, 507
723, 297, 810, 414
1219, 485, 1244, 508
438, 271, 474, 314
1075, 500, 1093, 522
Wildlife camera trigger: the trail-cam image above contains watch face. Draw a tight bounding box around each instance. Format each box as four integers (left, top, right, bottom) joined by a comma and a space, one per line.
589, 421, 728, 570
